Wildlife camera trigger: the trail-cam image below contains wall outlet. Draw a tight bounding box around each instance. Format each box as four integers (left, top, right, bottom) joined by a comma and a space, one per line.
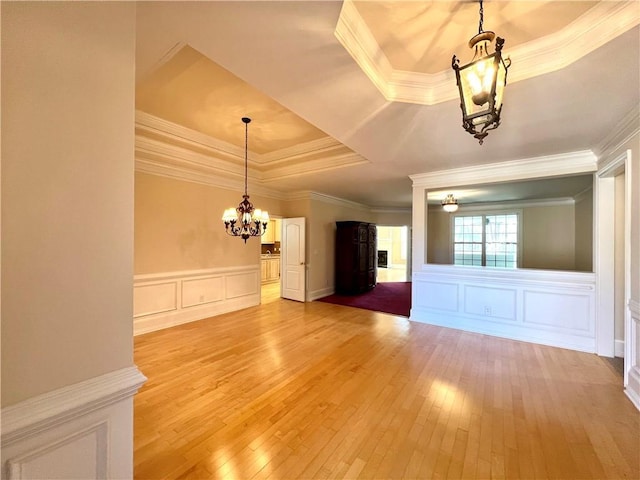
484, 306, 492, 316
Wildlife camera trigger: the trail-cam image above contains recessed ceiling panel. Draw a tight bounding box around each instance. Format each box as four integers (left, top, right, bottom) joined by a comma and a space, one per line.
136, 45, 329, 154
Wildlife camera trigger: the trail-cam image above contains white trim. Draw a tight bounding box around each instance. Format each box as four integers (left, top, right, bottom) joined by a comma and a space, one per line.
595, 107, 640, 160
134, 266, 261, 335
135, 112, 369, 185
134, 265, 257, 283
370, 207, 412, 214
411, 151, 597, 189
615, 339, 625, 358
626, 366, 640, 411
1, 366, 146, 446
437, 197, 575, 212
335, 0, 639, 106
309, 286, 335, 302
410, 265, 597, 353
630, 299, 640, 317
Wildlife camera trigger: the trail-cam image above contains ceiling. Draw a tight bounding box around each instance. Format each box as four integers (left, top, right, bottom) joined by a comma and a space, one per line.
134, 1, 640, 209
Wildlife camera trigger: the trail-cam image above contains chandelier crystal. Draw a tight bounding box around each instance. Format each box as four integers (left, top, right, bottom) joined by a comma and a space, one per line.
452, 0, 511, 144
222, 117, 269, 243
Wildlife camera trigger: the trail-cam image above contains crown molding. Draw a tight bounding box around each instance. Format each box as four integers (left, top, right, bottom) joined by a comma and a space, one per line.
594, 107, 640, 162
370, 207, 412, 214
135, 158, 288, 200
136, 112, 368, 183
411, 150, 597, 189
573, 185, 594, 204
283, 190, 371, 211
136, 110, 245, 164
261, 152, 368, 182
335, 0, 640, 106
334, 0, 392, 99
429, 197, 575, 212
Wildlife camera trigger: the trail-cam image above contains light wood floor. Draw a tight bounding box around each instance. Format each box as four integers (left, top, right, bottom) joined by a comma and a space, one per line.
134, 300, 639, 479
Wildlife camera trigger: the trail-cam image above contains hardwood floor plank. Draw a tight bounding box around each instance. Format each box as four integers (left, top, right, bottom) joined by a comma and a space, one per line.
134, 299, 639, 479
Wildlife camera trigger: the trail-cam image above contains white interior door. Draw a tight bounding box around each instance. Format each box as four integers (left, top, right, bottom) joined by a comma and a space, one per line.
281, 217, 306, 302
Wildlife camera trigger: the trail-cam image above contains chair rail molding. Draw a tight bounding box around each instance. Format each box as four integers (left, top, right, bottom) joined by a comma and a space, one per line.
1, 366, 146, 480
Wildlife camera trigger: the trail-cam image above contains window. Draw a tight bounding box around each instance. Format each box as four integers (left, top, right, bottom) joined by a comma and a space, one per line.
453, 213, 519, 268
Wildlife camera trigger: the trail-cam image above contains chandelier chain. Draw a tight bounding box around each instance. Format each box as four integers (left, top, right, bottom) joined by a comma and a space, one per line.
478, 0, 484, 34
244, 120, 248, 196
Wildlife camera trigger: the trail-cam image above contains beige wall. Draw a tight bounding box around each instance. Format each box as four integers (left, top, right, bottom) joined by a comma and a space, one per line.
575, 187, 594, 271
427, 209, 452, 264
522, 204, 575, 270
134, 173, 285, 274
426, 204, 579, 270
372, 210, 412, 226
1, 3, 136, 406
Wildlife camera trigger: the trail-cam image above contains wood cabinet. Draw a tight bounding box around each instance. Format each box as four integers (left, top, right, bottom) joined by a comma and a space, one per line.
261, 220, 276, 244
335, 221, 377, 294
261, 256, 280, 284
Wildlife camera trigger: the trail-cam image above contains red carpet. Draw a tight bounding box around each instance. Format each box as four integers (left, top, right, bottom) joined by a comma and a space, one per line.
317, 282, 412, 317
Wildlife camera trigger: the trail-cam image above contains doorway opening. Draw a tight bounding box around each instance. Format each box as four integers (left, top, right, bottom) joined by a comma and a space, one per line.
260, 217, 282, 304
376, 225, 410, 283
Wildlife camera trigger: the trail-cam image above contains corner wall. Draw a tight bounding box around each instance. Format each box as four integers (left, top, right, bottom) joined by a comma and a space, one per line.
1, 2, 144, 477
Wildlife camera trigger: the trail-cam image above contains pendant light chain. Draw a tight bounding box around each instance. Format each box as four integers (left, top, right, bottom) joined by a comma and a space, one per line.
478, 0, 484, 34
244, 119, 249, 197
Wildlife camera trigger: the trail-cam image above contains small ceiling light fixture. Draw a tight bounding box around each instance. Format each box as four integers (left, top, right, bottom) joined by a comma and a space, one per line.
442, 194, 459, 213
452, 0, 511, 145
222, 117, 269, 243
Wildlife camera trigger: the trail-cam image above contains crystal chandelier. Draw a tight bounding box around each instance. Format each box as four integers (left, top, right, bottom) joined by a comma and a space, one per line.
452, 0, 511, 144
222, 117, 269, 243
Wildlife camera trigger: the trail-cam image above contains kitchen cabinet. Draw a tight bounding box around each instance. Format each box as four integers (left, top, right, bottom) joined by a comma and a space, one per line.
261, 256, 280, 284
261, 220, 276, 244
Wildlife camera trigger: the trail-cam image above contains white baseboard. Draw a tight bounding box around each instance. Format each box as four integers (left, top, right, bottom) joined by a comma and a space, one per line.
615, 339, 625, 358
1, 366, 146, 479
308, 286, 334, 302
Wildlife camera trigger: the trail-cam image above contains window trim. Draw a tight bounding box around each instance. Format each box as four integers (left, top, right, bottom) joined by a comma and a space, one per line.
449, 208, 523, 268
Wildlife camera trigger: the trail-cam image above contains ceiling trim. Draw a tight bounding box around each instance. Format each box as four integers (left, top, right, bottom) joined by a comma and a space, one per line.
285, 191, 371, 211
410, 150, 598, 189
135, 158, 290, 201
136, 111, 369, 182
594, 106, 640, 162
428, 197, 576, 211
335, 0, 640, 106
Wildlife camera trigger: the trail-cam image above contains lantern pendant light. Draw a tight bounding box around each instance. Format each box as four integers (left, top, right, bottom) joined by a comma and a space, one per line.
452, 0, 511, 145
221, 117, 269, 243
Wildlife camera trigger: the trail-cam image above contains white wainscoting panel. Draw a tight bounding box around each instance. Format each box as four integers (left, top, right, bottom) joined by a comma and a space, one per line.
133, 282, 177, 317
419, 282, 458, 312
626, 299, 640, 410
464, 285, 517, 321
182, 276, 224, 308
1, 367, 146, 480
411, 265, 596, 353
134, 266, 260, 335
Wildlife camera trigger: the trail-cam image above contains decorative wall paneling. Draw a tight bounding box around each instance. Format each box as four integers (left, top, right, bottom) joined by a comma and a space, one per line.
411, 265, 596, 353
1, 367, 146, 480
627, 299, 640, 409
133, 266, 260, 335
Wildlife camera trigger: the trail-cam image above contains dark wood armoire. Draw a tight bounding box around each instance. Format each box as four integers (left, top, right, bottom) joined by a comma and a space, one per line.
335, 221, 377, 294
